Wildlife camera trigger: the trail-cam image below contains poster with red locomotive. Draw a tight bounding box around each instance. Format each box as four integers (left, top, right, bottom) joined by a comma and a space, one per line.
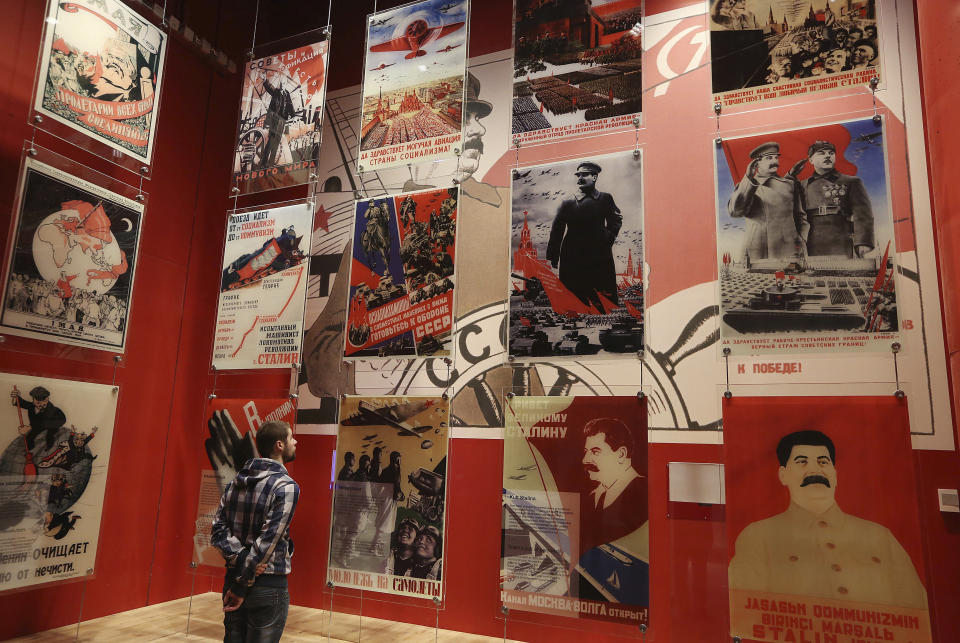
344, 187, 458, 359
213, 203, 312, 369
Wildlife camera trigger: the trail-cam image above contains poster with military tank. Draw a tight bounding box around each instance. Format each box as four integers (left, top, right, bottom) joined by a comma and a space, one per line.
710, 0, 880, 110
512, 0, 643, 145
344, 187, 458, 359
232, 37, 330, 195
32, 0, 167, 165
212, 202, 313, 370
357, 0, 469, 172
501, 395, 649, 625
508, 151, 643, 360
328, 395, 449, 600
0, 373, 117, 591
0, 156, 144, 353
715, 117, 898, 354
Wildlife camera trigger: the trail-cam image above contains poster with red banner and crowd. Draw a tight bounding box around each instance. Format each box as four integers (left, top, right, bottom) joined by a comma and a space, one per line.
512, 0, 643, 146
509, 152, 643, 359
344, 187, 458, 359
357, 0, 468, 172
33, 0, 167, 165
723, 396, 931, 643
500, 395, 648, 626
212, 202, 312, 370
710, 0, 881, 110
232, 38, 330, 195
716, 117, 899, 355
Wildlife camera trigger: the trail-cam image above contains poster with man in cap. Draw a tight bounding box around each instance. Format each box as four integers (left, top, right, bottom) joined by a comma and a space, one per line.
509, 151, 644, 359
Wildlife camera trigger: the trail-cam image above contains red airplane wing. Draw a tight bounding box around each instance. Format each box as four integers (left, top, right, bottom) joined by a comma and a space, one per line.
435, 22, 464, 39
370, 36, 414, 53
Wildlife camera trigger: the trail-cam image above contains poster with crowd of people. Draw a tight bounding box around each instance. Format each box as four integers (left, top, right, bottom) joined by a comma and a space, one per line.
501, 395, 648, 625
724, 396, 931, 643
0, 373, 117, 591
328, 396, 449, 599
344, 187, 458, 359
212, 202, 312, 370
710, 0, 880, 109
509, 152, 643, 359
1, 157, 144, 353
194, 396, 297, 568
512, 0, 643, 145
33, 0, 167, 164
233, 39, 330, 195
357, 0, 468, 172
715, 117, 898, 354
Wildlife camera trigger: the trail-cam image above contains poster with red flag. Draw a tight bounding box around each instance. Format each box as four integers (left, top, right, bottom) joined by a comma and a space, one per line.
0, 157, 144, 352
213, 202, 313, 369
33, 0, 167, 165
509, 152, 643, 359
710, 0, 881, 109
715, 117, 899, 355
344, 187, 458, 359
232, 38, 330, 195
723, 396, 931, 643
500, 395, 648, 625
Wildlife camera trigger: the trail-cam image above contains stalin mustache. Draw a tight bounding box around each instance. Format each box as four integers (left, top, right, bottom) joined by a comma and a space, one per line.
800, 474, 831, 488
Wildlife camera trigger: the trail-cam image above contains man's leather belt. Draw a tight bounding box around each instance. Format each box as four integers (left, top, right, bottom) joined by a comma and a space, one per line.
806, 205, 841, 216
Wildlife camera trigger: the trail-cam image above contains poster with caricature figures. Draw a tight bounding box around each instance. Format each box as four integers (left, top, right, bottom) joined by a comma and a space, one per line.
0, 373, 116, 591
34, 0, 167, 163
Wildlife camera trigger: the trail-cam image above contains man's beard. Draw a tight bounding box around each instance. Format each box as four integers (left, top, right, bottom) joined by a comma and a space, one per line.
800, 474, 830, 487
283, 451, 296, 463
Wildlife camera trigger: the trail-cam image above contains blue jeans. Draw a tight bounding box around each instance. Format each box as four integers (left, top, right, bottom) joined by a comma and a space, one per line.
223, 585, 289, 643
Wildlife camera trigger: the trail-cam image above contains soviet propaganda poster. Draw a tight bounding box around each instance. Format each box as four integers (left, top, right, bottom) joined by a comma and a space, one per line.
512, 0, 643, 145
0, 373, 117, 591
328, 396, 449, 599
711, 0, 880, 109
34, 0, 167, 164
1, 157, 144, 352
724, 396, 930, 643
194, 396, 297, 567
233, 39, 330, 194
716, 117, 898, 354
509, 152, 643, 359
357, 0, 468, 172
213, 203, 313, 369
501, 396, 648, 625
345, 187, 458, 359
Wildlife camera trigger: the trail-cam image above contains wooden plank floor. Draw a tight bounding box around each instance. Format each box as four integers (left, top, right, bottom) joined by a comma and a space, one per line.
8, 592, 520, 642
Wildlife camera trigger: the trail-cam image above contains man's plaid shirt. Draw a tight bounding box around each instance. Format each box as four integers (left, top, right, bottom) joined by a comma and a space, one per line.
211, 458, 299, 595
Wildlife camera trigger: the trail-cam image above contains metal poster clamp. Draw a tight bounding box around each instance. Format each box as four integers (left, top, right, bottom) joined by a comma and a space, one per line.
722, 346, 732, 398
112, 355, 122, 393
714, 102, 722, 143
870, 77, 881, 125
891, 342, 904, 398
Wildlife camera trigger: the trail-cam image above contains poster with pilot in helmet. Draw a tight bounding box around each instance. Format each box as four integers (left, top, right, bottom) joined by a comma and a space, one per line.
0, 373, 117, 591
33, 0, 167, 164
1, 157, 144, 353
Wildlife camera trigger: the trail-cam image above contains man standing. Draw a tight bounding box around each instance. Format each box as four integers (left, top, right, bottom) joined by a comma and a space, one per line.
372, 451, 403, 555
799, 140, 874, 257
546, 161, 623, 312
727, 142, 808, 261
212, 421, 299, 643
259, 70, 296, 170
11, 386, 66, 452
728, 430, 927, 608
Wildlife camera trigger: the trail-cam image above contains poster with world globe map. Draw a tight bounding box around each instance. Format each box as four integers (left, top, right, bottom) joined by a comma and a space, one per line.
1, 157, 144, 352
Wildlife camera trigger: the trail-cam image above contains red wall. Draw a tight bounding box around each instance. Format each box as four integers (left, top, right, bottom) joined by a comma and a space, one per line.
0, 0, 959, 641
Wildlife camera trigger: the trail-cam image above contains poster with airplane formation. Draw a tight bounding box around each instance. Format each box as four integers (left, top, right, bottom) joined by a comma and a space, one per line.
501, 395, 649, 625
1, 157, 144, 353
716, 117, 898, 354
233, 39, 330, 195
711, 0, 880, 109
509, 152, 643, 360
345, 187, 458, 359
33, 0, 167, 164
328, 396, 449, 600
0, 373, 117, 591
512, 0, 643, 145
213, 202, 312, 369
358, 0, 468, 172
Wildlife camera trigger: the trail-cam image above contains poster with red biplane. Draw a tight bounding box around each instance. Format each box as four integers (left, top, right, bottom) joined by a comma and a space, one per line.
344, 186, 458, 359
212, 202, 313, 370
357, 0, 468, 172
